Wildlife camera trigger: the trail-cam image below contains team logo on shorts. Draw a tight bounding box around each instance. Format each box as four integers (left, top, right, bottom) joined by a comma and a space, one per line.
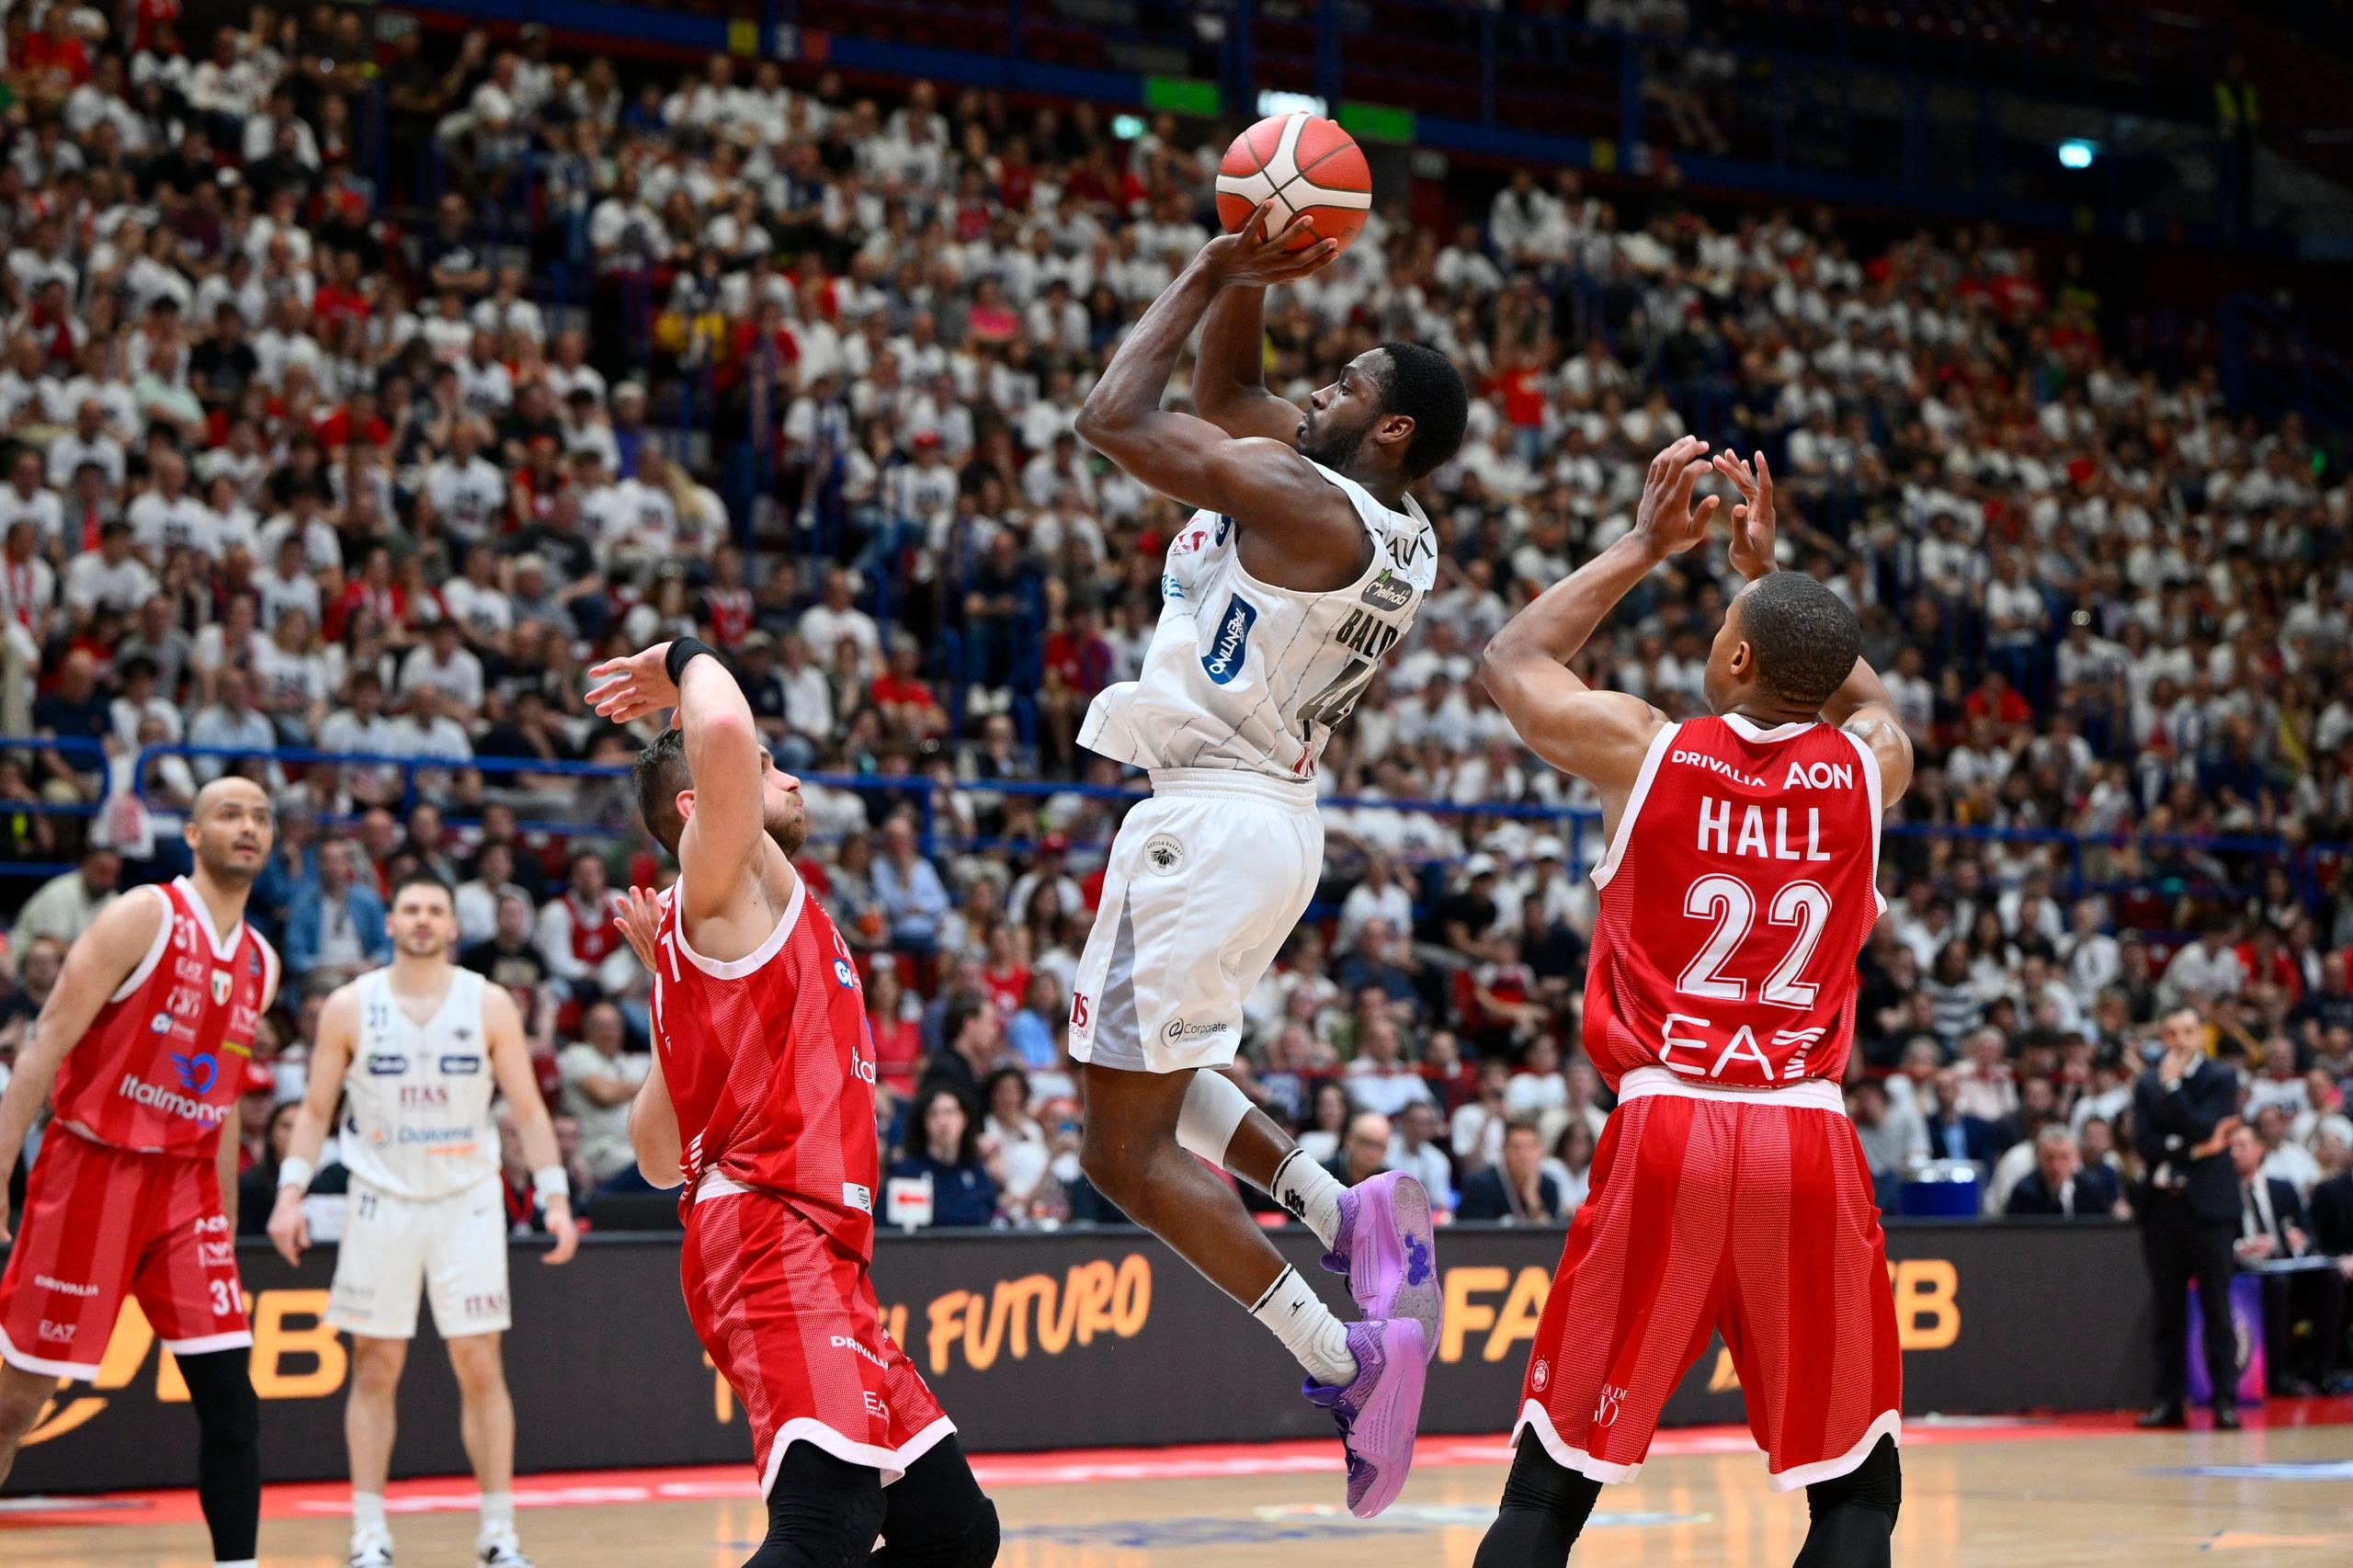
1201, 593, 1258, 686
1142, 834, 1185, 876
1531, 1359, 1549, 1393
834, 958, 858, 988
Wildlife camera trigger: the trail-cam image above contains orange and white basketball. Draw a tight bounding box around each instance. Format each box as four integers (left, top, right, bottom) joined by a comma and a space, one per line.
1214, 112, 1372, 255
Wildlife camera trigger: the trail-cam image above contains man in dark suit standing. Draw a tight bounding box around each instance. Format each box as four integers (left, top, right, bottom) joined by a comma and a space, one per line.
2132, 1005, 2244, 1428
2006, 1125, 2121, 1218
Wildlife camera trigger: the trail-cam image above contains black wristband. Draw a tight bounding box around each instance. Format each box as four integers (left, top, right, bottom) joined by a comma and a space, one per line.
664, 637, 720, 687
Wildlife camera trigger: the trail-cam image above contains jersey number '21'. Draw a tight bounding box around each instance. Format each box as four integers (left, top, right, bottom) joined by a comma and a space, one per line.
1676, 874, 1831, 1008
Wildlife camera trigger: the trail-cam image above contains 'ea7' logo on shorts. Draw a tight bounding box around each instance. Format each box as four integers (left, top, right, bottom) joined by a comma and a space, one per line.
1200, 593, 1257, 685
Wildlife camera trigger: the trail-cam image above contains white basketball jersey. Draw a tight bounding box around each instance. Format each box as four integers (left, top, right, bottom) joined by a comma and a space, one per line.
1079, 460, 1437, 780
340, 967, 500, 1200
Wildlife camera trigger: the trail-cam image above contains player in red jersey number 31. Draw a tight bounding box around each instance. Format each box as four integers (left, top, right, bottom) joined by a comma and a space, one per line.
1471, 440, 1916, 1568
0, 778, 280, 1568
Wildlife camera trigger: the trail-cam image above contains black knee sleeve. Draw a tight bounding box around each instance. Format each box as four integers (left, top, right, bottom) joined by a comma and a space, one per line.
1473, 1431, 1602, 1568
748, 1441, 886, 1568
177, 1347, 261, 1562
874, 1436, 1001, 1567
1796, 1436, 1901, 1568
951, 1495, 1001, 1568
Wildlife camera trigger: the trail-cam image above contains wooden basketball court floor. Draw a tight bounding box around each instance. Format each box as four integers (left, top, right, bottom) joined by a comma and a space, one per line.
7, 1403, 2353, 1566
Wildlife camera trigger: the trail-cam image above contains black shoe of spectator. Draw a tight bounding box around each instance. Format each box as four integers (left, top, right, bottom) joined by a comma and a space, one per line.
2211, 1403, 2242, 1431
2136, 1403, 2188, 1428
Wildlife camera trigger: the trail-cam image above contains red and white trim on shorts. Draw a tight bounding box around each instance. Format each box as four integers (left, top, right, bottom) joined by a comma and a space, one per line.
757, 1415, 957, 1495
160, 1329, 255, 1357
1765, 1408, 1904, 1494
0, 1324, 104, 1381
1513, 1399, 1903, 1492
1511, 1401, 1643, 1484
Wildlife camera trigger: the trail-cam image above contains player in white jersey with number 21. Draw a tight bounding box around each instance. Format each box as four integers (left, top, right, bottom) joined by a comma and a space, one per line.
267, 873, 580, 1568
1067, 202, 1471, 1517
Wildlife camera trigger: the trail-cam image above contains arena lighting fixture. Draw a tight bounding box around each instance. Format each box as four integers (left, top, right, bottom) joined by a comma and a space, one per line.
1111, 114, 1144, 139
1257, 89, 1329, 119
2057, 139, 2097, 169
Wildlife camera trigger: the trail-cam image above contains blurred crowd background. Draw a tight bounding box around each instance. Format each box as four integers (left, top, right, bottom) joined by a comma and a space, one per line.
0, 2, 2349, 1391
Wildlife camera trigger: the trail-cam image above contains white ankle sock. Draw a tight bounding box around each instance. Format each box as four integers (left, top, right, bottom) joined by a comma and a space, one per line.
1251, 1266, 1356, 1388
351, 1491, 388, 1542
1270, 1148, 1346, 1252
480, 1490, 517, 1542
216, 1560, 260, 1568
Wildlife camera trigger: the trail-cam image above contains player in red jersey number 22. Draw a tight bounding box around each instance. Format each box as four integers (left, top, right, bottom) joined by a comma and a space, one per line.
1471, 440, 1916, 1568
585, 636, 999, 1568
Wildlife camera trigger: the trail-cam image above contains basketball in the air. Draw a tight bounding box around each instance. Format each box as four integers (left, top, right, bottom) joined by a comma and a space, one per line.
1215, 112, 1371, 255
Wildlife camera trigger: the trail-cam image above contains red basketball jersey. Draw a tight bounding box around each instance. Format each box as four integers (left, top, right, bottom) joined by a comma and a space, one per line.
650, 875, 879, 1259
1582, 714, 1884, 1092
51, 877, 278, 1158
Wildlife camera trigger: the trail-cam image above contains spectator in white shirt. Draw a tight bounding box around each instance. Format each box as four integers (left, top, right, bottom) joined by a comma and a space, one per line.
2161, 920, 2249, 1009
398, 620, 487, 722
799, 567, 881, 678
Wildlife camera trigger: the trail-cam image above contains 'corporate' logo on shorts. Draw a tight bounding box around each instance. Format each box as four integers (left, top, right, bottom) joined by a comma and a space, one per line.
1201, 594, 1257, 686
1163, 1018, 1228, 1043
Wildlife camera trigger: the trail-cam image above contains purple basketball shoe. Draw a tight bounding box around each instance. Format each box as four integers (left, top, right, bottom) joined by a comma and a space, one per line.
1322, 1169, 1439, 1360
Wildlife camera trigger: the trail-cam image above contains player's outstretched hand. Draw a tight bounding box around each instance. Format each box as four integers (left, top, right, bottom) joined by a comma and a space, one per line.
1200, 199, 1340, 290
1631, 435, 1722, 561
1711, 449, 1779, 582
0, 1183, 12, 1246
584, 643, 681, 726
611, 887, 661, 971
266, 1187, 310, 1267
542, 1199, 580, 1266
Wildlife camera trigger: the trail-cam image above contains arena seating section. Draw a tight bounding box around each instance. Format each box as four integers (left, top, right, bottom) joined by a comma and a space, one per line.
2, 2, 2350, 1253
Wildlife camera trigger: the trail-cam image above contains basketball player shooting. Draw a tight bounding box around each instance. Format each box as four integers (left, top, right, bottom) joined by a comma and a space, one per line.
1468, 439, 1914, 1568
585, 637, 999, 1568
1063, 199, 1470, 1517
267, 872, 579, 1568
0, 778, 279, 1568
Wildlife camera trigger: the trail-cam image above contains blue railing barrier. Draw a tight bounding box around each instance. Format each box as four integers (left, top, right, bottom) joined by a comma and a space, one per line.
0, 738, 2334, 937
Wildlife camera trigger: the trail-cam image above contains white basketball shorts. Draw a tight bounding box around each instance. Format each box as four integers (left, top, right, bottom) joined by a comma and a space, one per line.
1069, 767, 1322, 1075
326, 1176, 512, 1340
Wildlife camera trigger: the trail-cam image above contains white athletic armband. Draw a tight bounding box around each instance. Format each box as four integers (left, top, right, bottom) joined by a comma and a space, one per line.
277, 1157, 315, 1196
532, 1167, 570, 1206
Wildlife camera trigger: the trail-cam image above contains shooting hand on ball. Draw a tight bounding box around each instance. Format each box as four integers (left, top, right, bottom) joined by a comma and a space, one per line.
1200, 199, 1338, 290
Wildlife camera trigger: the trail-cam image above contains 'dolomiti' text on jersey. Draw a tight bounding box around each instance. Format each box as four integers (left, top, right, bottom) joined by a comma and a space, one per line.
648, 878, 879, 1259
1078, 460, 1438, 780
1582, 714, 1885, 1092
51, 877, 278, 1157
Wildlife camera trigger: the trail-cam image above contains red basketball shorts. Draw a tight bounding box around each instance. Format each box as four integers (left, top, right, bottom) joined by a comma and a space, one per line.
681, 1177, 950, 1494
1515, 1069, 1902, 1491
0, 1127, 251, 1380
